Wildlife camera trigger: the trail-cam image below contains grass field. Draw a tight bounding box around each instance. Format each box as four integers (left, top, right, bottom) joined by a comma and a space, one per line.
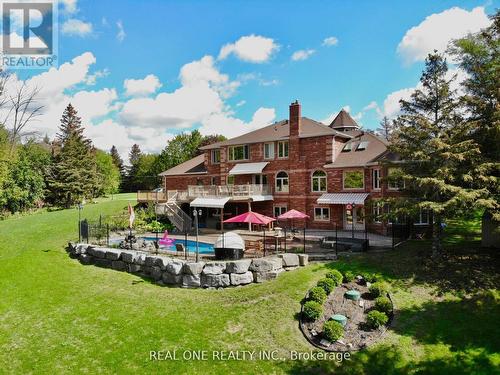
0, 194, 498, 374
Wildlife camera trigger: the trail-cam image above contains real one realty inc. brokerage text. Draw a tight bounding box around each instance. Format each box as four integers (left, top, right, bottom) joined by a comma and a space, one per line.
150, 350, 351, 362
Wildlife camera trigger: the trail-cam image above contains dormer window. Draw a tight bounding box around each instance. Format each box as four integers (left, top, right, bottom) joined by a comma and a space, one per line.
341, 143, 353, 152
356, 141, 369, 151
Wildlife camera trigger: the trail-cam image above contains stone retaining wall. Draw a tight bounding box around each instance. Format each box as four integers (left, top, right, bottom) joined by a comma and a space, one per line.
67, 243, 308, 288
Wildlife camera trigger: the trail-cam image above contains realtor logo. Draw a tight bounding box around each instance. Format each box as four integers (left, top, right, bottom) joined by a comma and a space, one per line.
1, 0, 58, 69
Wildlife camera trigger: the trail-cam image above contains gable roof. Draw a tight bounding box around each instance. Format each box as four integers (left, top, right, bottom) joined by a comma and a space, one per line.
158, 154, 206, 176
324, 131, 388, 168
200, 117, 351, 150
329, 109, 360, 130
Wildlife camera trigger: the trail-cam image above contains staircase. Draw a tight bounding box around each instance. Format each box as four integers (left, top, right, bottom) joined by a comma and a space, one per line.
156, 193, 193, 233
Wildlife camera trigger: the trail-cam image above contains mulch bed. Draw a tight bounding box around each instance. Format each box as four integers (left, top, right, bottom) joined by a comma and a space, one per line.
300, 279, 389, 351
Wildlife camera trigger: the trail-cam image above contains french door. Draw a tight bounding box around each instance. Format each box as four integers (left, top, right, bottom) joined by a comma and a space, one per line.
344, 205, 365, 230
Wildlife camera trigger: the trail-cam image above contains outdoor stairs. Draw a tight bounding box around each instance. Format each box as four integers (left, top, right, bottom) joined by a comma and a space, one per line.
157, 193, 192, 233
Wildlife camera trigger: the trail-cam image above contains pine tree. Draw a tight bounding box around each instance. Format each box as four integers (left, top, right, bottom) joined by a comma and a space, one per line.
376, 116, 393, 140
47, 104, 98, 208
129, 144, 141, 165
389, 52, 490, 256
110, 145, 124, 173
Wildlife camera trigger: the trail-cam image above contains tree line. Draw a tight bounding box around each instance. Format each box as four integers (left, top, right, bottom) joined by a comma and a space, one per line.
0, 99, 224, 216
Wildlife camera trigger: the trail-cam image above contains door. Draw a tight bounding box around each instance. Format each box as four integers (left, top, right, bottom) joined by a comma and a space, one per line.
344, 205, 365, 230
252, 174, 268, 185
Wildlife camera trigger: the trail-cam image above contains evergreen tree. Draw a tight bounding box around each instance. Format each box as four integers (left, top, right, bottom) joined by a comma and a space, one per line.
376, 116, 394, 140
47, 104, 98, 208
129, 144, 142, 165
110, 145, 124, 173
450, 12, 500, 224
389, 52, 491, 256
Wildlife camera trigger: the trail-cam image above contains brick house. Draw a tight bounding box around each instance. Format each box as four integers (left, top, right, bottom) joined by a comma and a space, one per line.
138, 101, 429, 234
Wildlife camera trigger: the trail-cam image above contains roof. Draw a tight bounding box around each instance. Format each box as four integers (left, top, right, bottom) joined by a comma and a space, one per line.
329, 109, 360, 130
158, 154, 206, 176
200, 117, 351, 150
324, 131, 388, 169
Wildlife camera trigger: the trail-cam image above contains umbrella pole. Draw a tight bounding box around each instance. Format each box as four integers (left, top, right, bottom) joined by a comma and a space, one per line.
263, 228, 266, 257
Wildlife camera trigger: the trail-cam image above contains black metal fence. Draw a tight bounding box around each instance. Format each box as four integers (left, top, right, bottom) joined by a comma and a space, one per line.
79, 216, 110, 246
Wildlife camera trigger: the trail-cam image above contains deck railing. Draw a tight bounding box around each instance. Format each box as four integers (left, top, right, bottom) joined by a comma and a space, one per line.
138, 184, 271, 203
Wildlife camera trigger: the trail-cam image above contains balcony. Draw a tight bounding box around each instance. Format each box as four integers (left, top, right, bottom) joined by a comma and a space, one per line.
137, 184, 272, 203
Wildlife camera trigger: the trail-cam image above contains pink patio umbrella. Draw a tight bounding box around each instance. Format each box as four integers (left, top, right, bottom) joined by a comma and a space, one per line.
224, 211, 276, 255
224, 211, 276, 226
277, 209, 310, 253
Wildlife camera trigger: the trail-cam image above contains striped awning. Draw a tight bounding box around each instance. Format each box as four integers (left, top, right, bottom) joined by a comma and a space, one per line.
317, 193, 369, 205
229, 162, 268, 175
190, 197, 229, 208
250, 195, 274, 202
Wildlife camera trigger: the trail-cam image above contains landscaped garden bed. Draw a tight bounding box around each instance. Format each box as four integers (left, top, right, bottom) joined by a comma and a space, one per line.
300, 270, 394, 351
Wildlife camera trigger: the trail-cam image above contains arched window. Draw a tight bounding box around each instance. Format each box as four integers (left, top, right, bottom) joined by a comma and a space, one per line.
311, 170, 327, 192
275, 171, 289, 193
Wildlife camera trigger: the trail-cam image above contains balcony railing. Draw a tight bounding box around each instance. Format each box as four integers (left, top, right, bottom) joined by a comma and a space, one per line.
138, 184, 272, 203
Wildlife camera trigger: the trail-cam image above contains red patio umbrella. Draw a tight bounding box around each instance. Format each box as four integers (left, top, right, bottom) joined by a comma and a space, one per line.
224, 211, 276, 225
224, 211, 276, 254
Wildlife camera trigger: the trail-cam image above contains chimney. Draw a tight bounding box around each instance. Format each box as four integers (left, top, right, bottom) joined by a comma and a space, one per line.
289, 100, 301, 137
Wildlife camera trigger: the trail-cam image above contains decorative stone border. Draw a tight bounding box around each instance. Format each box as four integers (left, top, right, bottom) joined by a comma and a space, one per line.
299, 282, 394, 352
67, 243, 309, 288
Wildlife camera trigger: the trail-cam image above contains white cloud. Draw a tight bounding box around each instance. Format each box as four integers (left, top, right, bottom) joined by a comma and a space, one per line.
116, 21, 126, 42
61, 0, 78, 15
291, 49, 315, 61
85, 69, 110, 85
236, 100, 246, 107
61, 19, 93, 37
397, 6, 491, 64
218, 35, 279, 63
124, 74, 162, 97
322, 36, 339, 46
199, 107, 276, 138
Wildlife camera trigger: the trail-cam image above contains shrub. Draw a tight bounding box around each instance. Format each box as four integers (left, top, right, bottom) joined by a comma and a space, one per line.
366, 310, 388, 329
374, 296, 392, 314
308, 286, 327, 304
303, 301, 323, 321
323, 320, 344, 341
363, 272, 380, 283
369, 282, 389, 298
326, 270, 343, 286
342, 270, 355, 282
317, 278, 335, 294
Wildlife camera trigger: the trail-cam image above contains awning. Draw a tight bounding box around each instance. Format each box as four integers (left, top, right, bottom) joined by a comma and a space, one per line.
190, 197, 229, 208
317, 193, 370, 205
250, 195, 274, 202
229, 162, 268, 175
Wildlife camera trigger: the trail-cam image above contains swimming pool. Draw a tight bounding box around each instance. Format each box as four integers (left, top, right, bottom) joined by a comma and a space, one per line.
142, 237, 214, 254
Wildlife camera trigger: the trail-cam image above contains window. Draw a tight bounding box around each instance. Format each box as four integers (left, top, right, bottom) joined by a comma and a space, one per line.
372, 201, 382, 223
416, 209, 430, 225
275, 171, 289, 192
278, 141, 289, 158
314, 207, 330, 221
388, 168, 405, 190
372, 169, 381, 190
343, 170, 364, 189
211, 149, 221, 164
341, 143, 353, 152
274, 206, 287, 218
227, 175, 235, 185
311, 170, 327, 192
356, 141, 369, 151
253, 174, 268, 185
264, 142, 275, 159
211, 177, 217, 185
228, 145, 249, 161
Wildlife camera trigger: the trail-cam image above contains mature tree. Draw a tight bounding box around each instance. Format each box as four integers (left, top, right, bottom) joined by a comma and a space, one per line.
47, 104, 97, 208
110, 145, 124, 172
389, 52, 491, 256
0, 141, 51, 212
376, 116, 394, 140
95, 150, 120, 195
129, 144, 142, 165
449, 12, 500, 225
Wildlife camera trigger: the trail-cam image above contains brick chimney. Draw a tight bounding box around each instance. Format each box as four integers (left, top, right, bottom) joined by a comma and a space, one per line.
289, 100, 301, 137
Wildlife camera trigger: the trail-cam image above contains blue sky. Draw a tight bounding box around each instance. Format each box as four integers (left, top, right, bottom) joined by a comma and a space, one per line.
3, 0, 497, 159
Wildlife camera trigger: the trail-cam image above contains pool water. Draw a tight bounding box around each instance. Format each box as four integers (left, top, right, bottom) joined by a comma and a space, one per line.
142, 237, 214, 254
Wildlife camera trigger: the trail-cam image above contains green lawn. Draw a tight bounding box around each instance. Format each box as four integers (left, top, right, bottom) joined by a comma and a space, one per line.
0, 195, 498, 374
